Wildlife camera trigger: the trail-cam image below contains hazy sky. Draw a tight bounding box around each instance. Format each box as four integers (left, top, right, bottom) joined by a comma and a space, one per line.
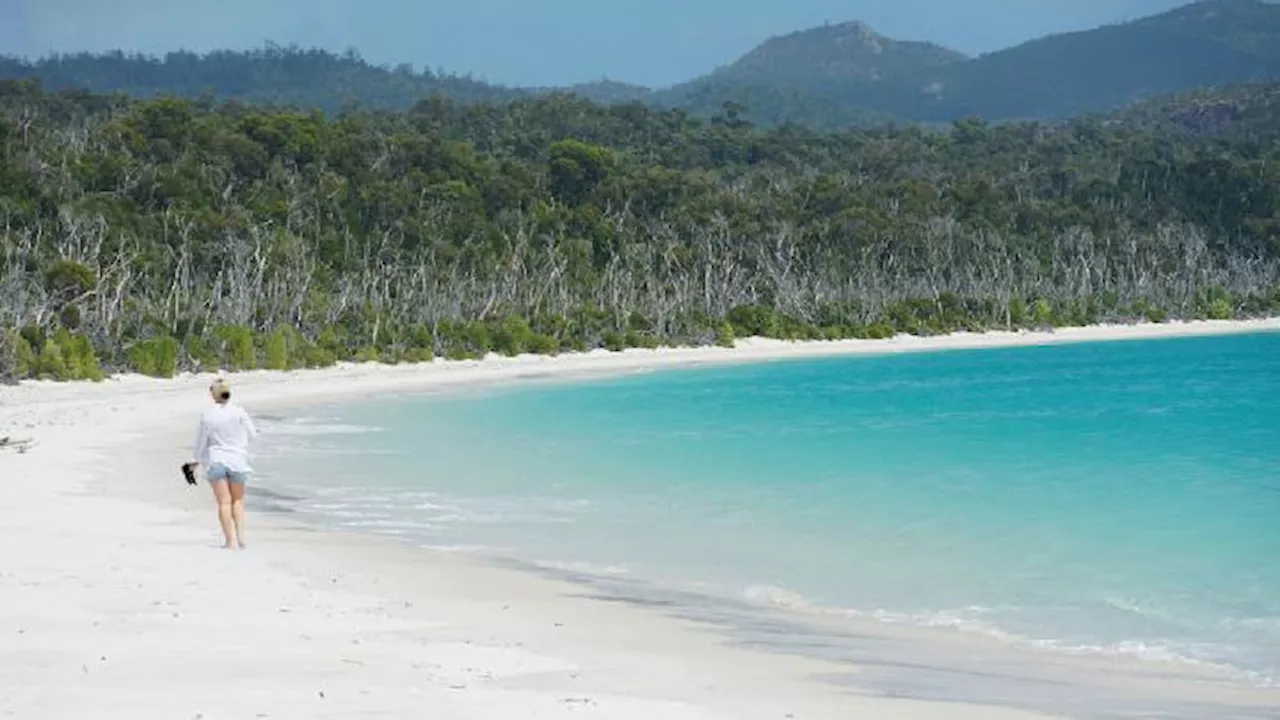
1, 0, 1195, 87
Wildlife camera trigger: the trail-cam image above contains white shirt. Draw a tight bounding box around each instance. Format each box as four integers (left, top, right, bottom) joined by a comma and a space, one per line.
193, 402, 258, 473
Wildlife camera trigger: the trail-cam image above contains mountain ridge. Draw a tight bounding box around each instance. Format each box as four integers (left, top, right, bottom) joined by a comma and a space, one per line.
2, 0, 1279, 128
869, 0, 1280, 121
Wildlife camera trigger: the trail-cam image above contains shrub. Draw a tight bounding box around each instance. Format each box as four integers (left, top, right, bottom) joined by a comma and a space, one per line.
43, 259, 96, 297
401, 347, 435, 363
715, 321, 736, 348
526, 333, 560, 355
20, 325, 45, 353
1031, 299, 1053, 326
492, 315, 535, 356
127, 336, 180, 377
0, 328, 37, 381
304, 345, 338, 368
15, 332, 36, 379
1007, 297, 1028, 327
624, 330, 659, 349
464, 322, 493, 354
726, 304, 780, 337
37, 339, 69, 379
601, 331, 625, 352
59, 304, 82, 330
186, 335, 221, 369
215, 325, 256, 369
316, 326, 347, 356
262, 327, 301, 370
54, 329, 104, 381
864, 322, 895, 340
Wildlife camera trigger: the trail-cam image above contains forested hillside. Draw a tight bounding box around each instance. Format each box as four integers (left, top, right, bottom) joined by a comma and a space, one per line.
654, 20, 964, 110
664, 0, 1280, 126
870, 0, 1280, 122
0, 80, 1277, 381
1104, 81, 1280, 139
0, 45, 523, 114
5, 1, 1278, 129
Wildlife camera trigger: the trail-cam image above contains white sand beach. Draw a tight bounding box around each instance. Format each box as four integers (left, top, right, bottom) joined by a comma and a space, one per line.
3, 319, 1280, 720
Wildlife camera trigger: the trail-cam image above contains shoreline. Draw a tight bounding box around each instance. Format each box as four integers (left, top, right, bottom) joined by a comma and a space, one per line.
5, 317, 1279, 409
3, 319, 1280, 719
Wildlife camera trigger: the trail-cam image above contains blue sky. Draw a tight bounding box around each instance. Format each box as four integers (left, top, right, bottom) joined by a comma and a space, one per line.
1, 0, 1195, 87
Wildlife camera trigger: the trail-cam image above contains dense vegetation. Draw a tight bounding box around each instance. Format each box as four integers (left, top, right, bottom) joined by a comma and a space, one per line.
1103, 81, 1280, 139
0, 45, 524, 115
0, 78, 1278, 382
661, 0, 1280, 127
5, 1, 1278, 130
871, 0, 1280, 123
652, 21, 964, 122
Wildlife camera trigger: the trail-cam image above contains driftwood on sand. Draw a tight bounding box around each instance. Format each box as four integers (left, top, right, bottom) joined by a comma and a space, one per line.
0, 436, 36, 454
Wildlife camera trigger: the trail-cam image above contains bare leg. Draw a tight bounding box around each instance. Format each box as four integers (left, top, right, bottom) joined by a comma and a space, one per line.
229, 481, 247, 549
210, 480, 237, 549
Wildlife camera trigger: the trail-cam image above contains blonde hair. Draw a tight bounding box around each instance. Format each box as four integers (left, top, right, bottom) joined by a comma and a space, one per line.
210, 378, 231, 402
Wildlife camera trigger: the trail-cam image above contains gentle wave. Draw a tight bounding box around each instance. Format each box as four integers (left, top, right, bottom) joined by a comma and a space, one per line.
739, 584, 1275, 687
271, 478, 1280, 689
291, 491, 592, 528
339, 518, 434, 531
531, 559, 634, 577
262, 421, 383, 436
420, 543, 502, 553
257, 475, 1280, 692
743, 584, 814, 610
258, 446, 401, 458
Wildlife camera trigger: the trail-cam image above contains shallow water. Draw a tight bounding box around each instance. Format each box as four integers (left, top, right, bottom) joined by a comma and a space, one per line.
256, 331, 1280, 700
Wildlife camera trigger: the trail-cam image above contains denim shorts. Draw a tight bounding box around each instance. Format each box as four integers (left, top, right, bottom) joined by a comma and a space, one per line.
206, 463, 250, 485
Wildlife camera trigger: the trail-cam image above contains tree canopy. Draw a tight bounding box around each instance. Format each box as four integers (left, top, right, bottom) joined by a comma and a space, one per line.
1, 79, 1277, 381
7, 1, 1280, 131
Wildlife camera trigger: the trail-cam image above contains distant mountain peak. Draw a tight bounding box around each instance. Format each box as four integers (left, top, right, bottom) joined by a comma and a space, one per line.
4, 0, 1279, 132
829, 20, 879, 37
712, 19, 966, 84
1192, 0, 1271, 9
1148, 0, 1277, 23
750, 20, 891, 53
827, 20, 885, 53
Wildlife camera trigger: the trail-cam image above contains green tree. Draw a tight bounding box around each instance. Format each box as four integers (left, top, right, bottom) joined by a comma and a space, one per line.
36, 339, 69, 380
0, 329, 37, 381
548, 139, 613, 205
0, 77, 1278, 384
128, 337, 180, 378
215, 326, 257, 370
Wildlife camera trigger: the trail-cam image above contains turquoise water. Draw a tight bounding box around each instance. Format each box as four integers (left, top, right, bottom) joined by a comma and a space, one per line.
258, 332, 1280, 686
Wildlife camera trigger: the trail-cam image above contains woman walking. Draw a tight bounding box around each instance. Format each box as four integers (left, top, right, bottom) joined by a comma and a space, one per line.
192, 378, 258, 549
